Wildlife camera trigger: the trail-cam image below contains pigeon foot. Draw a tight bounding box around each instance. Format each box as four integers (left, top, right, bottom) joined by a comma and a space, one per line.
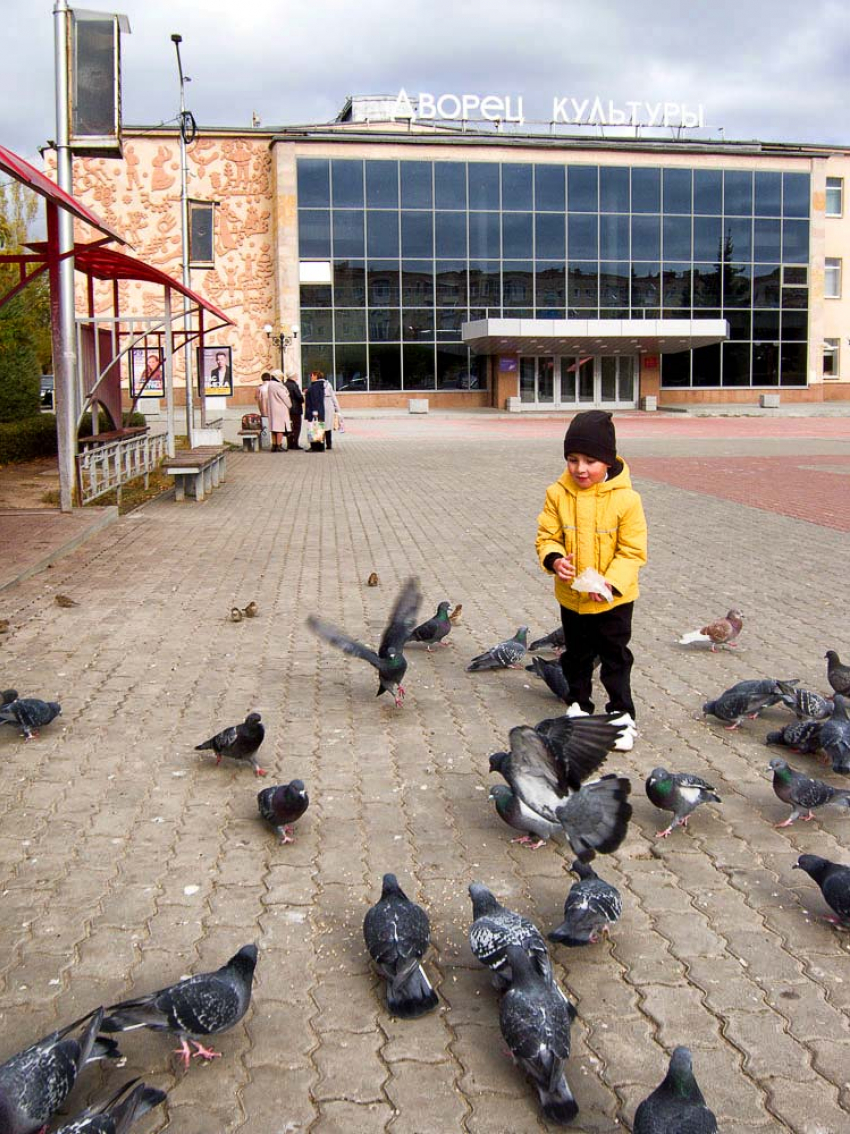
175, 1038, 194, 1068
510, 835, 545, 849
254, 766, 267, 777
279, 826, 295, 844
724, 722, 741, 730
655, 827, 673, 838
191, 1040, 222, 1061
775, 816, 797, 827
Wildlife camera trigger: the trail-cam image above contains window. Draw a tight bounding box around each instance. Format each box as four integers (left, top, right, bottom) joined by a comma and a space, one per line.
825, 257, 842, 298
826, 177, 843, 217
824, 338, 840, 378
188, 201, 215, 266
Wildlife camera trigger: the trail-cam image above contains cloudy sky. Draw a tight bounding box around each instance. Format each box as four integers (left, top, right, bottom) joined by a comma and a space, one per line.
2, 0, 848, 169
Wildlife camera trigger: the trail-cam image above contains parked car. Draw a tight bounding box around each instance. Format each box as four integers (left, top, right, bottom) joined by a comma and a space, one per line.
40, 374, 55, 411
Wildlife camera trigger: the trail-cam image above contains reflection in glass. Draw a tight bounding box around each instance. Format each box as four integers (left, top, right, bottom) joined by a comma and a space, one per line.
752, 342, 779, 385
334, 309, 366, 342
333, 210, 364, 257
369, 344, 402, 390
560, 357, 576, 402
663, 169, 692, 214
568, 166, 598, 211
661, 352, 690, 387
782, 220, 809, 264
754, 219, 781, 260
520, 357, 535, 402
662, 264, 691, 308
753, 310, 780, 340
367, 211, 398, 257
468, 261, 501, 308
468, 163, 500, 209
722, 342, 751, 386
538, 357, 554, 402
693, 264, 721, 308
501, 164, 533, 209
536, 213, 565, 258
300, 309, 332, 341
436, 212, 467, 257
752, 264, 780, 307
568, 263, 598, 307
298, 210, 331, 257
469, 211, 501, 259
693, 170, 722, 215
631, 215, 660, 260
401, 211, 434, 257
535, 165, 565, 212
403, 344, 435, 388
568, 213, 598, 259
755, 172, 782, 216
436, 309, 466, 337
434, 162, 467, 209
301, 345, 333, 382
600, 167, 629, 213
725, 310, 751, 340
332, 160, 364, 206
401, 161, 432, 208
724, 218, 752, 262
333, 260, 366, 306
600, 214, 629, 260
435, 261, 467, 307
437, 345, 474, 388
723, 264, 752, 308
367, 261, 400, 306
781, 341, 807, 384
693, 215, 723, 261
503, 213, 533, 258
403, 311, 435, 342
601, 356, 617, 401
631, 263, 660, 308
535, 263, 566, 307
368, 308, 400, 341
402, 261, 434, 306
503, 262, 533, 307
724, 170, 752, 216
781, 311, 807, 341
631, 168, 661, 213
691, 343, 720, 386
300, 283, 332, 309
335, 344, 367, 392
600, 262, 629, 307
782, 173, 810, 218
365, 161, 398, 207
663, 216, 691, 260
297, 159, 330, 207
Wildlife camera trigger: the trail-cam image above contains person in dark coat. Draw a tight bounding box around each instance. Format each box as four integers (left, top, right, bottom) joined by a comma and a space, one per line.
284, 375, 305, 450
305, 370, 342, 451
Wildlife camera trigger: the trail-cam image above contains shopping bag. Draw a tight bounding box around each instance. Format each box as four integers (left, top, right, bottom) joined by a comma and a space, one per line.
333, 412, 345, 433
308, 419, 325, 443
241, 413, 262, 432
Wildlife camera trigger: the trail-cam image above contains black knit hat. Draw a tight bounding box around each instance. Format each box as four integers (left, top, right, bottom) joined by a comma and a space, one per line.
563, 410, 617, 465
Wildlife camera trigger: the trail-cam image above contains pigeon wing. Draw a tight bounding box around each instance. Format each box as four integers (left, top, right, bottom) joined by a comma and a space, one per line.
536, 715, 624, 790
307, 615, 381, 669
507, 725, 571, 821
379, 578, 422, 656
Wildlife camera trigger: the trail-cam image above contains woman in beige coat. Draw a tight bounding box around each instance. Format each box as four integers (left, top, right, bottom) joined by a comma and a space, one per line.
259, 369, 292, 451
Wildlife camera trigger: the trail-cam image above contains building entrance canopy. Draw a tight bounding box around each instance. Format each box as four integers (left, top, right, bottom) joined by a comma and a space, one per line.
462, 317, 729, 357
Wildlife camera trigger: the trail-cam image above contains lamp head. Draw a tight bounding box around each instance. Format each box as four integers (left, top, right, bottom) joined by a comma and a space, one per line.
263, 323, 273, 336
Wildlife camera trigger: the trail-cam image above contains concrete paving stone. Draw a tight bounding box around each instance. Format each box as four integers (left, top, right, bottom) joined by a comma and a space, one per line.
312, 1029, 387, 1103
723, 1010, 818, 1081
385, 1060, 470, 1132
311, 971, 383, 1034
763, 1075, 849, 1133
263, 864, 318, 905
686, 955, 769, 1013
313, 1099, 395, 1133
650, 908, 730, 958
464, 1090, 569, 1133
586, 1015, 666, 1086
722, 927, 807, 982
763, 982, 850, 1042
453, 1021, 525, 1098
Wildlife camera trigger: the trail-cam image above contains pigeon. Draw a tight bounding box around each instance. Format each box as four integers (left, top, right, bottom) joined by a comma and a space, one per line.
768, 757, 850, 826
529, 626, 565, 653
0, 698, 62, 740
548, 860, 623, 947
794, 853, 850, 927
51, 1079, 167, 1134
724, 677, 799, 707
489, 724, 632, 861
0, 1007, 122, 1134
633, 1046, 717, 1133
307, 577, 422, 707
468, 882, 553, 989
826, 650, 850, 697
702, 684, 780, 729
362, 874, 438, 1019
645, 768, 721, 838
407, 601, 452, 650
257, 780, 309, 843
498, 945, 578, 1126
467, 626, 529, 672
488, 784, 561, 850
367, 572, 379, 587
0, 619, 9, 634
102, 943, 258, 1067
779, 686, 833, 721
525, 656, 570, 703
1, 689, 18, 708
679, 608, 743, 651
242, 601, 258, 618
229, 607, 243, 622
55, 593, 79, 608
818, 694, 850, 774
765, 719, 824, 756
195, 712, 266, 776
448, 603, 463, 624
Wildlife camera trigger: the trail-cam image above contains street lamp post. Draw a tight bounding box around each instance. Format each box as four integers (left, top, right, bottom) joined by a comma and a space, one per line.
263, 324, 299, 372
172, 33, 195, 445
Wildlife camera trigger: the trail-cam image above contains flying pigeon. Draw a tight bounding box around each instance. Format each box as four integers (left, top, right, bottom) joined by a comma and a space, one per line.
407, 601, 452, 650
679, 608, 743, 651
488, 784, 561, 850
529, 627, 565, 653
794, 853, 850, 927
525, 655, 570, 703
51, 1079, 167, 1134
468, 882, 552, 990
195, 712, 266, 776
768, 757, 850, 826
0, 697, 62, 740
101, 943, 258, 1067
826, 650, 850, 697
818, 694, 850, 774
765, 719, 824, 756
645, 768, 721, 838
448, 603, 463, 624
489, 724, 632, 861
362, 873, 438, 1019
702, 684, 781, 729
548, 860, 622, 947
633, 1046, 717, 1133
779, 686, 833, 721
307, 577, 422, 706
0, 1007, 122, 1134
257, 780, 309, 843
498, 945, 578, 1126
467, 627, 529, 671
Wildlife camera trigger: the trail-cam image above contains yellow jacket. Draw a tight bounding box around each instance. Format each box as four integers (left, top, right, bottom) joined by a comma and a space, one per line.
536, 458, 647, 614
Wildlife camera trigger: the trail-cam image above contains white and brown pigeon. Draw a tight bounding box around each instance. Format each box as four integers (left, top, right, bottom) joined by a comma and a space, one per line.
679, 609, 743, 651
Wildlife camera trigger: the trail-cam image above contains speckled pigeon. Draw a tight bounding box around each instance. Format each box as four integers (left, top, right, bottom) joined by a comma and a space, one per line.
725, 677, 799, 707
307, 577, 422, 706
645, 768, 721, 838
529, 627, 565, 653
826, 650, 850, 697
633, 1046, 717, 1133
548, 860, 622, 947
51, 1079, 167, 1134
769, 757, 850, 827
466, 626, 529, 672
0, 1007, 122, 1134
468, 882, 552, 990
779, 686, 833, 721
195, 712, 266, 775
101, 943, 258, 1067
679, 608, 743, 651
363, 873, 438, 1019
794, 853, 850, 926
498, 945, 578, 1126
407, 601, 452, 650
0, 697, 62, 740
525, 656, 570, 703
702, 684, 778, 729
257, 780, 309, 843
765, 719, 824, 756
817, 694, 850, 774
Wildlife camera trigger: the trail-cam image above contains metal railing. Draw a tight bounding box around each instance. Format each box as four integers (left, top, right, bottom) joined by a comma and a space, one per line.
76, 429, 169, 506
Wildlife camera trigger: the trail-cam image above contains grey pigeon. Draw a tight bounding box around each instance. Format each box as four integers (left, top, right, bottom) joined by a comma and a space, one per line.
679, 608, 743, 651
633, 1046, 717, 1133
529, 627, 565, 653
489, 724, 632, 860
794, 853, 850, 926
0, 1007, 121, 1134
307, 577, 422, 706
195, 712, 266, 776
102, 943, 258, 1067
488, 784, 561, 850
817, 693, 850, 774
51, 1079, 167, 1134
467, 626, 529, 672
702, 683, 780, 729
468, 882, 551, 990
765, 719, 824, 756
257, 780, 309, 843
362, 874, 438, 1019
826, 650, 850, 697
525, 656, 570, 703
779, 686, 833, 721
498, 945, 578, 1126
548, 860, 622, 947
0, 698, 62, 740
725, 677, 799, 707
407, 601, 452, 650
645, 768, 721, 838
769, 757, 850, 827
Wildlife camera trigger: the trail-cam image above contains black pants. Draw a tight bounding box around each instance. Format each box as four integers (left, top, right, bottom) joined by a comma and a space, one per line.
324, 429, 332, 450
287, 412, 302, 450
559, 602, 635, 718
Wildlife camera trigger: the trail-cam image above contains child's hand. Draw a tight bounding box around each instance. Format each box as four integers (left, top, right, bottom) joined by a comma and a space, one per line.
553, 555, 575, 582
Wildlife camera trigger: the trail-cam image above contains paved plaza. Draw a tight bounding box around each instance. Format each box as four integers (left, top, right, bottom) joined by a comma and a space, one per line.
1, 412, 850, 1133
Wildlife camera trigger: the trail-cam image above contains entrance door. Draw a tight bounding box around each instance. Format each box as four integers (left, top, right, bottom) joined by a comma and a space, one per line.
560, 356, 636, 407
519, 356, 557, 404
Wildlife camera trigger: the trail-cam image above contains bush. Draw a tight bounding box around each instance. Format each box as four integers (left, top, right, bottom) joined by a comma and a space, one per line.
0, 414, 57, 463
0, 293, 41, 421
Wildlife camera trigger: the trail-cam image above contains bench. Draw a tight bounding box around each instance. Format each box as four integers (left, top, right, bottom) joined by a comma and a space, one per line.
238, 430, 261, 452
163, 447, 227, 501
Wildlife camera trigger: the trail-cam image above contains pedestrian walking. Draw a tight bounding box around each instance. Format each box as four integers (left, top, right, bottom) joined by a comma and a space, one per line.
305, 370, 342, 451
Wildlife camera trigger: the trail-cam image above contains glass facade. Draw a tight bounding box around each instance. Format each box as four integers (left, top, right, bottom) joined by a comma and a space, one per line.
297, 159, 810, 391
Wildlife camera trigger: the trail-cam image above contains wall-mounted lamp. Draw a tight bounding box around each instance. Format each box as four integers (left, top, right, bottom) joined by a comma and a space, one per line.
263, 323, 299, 369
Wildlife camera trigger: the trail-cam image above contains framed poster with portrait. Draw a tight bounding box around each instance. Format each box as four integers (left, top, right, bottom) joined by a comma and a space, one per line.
129, 347, 165, 398
198, 345, 234, 396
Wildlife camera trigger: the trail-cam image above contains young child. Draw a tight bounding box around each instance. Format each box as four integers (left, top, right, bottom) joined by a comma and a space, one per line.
535, 410, 647, 742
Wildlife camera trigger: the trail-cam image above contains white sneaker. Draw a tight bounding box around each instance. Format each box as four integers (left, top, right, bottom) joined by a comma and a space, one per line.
566, 702, 589, 717
609, 712, 637, 751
